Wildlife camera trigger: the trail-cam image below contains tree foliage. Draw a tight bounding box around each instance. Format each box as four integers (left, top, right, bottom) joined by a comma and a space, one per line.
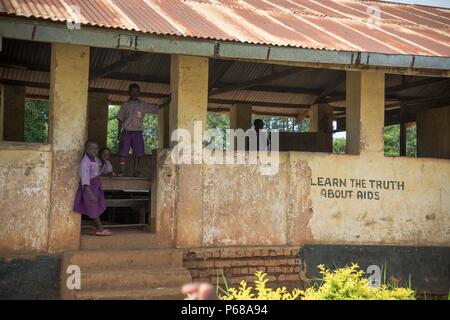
384, 124, 417, 157
24, 100, 48, 143
253, 115, 310, 132
333, 138, 346, 154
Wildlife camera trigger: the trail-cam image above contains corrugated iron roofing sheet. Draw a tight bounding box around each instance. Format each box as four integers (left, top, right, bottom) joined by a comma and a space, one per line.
0, 0, 449, 56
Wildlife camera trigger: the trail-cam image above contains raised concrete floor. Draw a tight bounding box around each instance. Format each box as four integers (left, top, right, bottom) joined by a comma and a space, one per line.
80, 230, 159, 250
61, 247, 190, 300
62, 231, 191, 300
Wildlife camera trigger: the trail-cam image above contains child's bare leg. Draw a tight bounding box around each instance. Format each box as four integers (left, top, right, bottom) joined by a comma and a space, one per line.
93, 217, 103, 231
133, 156, 141, 177
119, 157, 126, 176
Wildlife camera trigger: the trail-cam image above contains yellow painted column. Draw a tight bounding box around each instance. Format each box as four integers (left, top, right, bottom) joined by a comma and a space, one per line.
158, 105, 169, 148
87, 92, 109, 148
170, 55, 208, 248
229, 103, 252, 131
346, 71, 385, 155
417, 106, 450, 159
229, 103, 252, 151
309, 103, 333, 152
169, 55, 208, 144
47, 43, 89, 252
0, 86, 4, 140
1, 85, 25, 141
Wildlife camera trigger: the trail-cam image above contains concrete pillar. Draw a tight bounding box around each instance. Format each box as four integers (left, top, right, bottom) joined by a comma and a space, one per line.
400, 122, 406, 157
229, 103, 252, 131
0, 86, 3, 140
169, 54, 208, 248
417, 106, 450, 159
346, 71, 385, 155
309, 103, 333, 151
87, 92, 109, 148
229, 103, 252, 151
47, 43, 89, 252
169, 55, 208, 144
399, 104, 407, 157
1, 85, 25, 141
158, 105, 169, 148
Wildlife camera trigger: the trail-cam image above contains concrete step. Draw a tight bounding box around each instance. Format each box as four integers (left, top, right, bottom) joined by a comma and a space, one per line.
62, 249, 184, 270
80, 231, 158, 250
71, 286, 185, 300
80, 267, 192, 291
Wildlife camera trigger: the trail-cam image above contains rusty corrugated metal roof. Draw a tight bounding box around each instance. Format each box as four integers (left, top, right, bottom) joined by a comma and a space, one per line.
0, 0, 449, 57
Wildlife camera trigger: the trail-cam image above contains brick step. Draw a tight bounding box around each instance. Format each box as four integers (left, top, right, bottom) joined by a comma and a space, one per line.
62, 249, 184, 270
71, 286, 185, 300
80, 232, 158, 250
77, 267, 192, 291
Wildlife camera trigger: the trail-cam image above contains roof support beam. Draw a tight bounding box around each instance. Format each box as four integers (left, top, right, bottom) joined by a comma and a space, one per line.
312, 72, 345, 105
2, 78, 346, 110
386, 77, 450, 94
325, 77, 450, 104
0, 17, 449, 77
209, 67, 310, 96
0, 79, 167, 99
90, 52, 148, 79
209, 98, 310, 109
209, 60, 234, 90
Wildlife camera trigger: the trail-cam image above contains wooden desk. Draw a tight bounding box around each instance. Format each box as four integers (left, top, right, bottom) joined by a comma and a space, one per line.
100, 177, 151, 191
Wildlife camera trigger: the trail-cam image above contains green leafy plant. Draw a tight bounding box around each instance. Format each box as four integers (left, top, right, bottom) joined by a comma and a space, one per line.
219, 271, 302, 300
217, 264, 415, 300
302, 264, 415, 300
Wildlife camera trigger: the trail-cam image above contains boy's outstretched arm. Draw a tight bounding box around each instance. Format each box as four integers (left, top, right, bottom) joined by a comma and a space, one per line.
142, 95, 171, 114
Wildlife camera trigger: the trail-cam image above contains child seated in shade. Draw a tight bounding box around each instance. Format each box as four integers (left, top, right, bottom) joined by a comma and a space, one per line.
73, 141, 112, 236
98, 147, 116, 177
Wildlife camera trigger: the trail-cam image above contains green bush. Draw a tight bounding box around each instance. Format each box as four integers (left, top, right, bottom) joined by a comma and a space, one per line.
218, 264, 415, 300
302, 264, 415, 300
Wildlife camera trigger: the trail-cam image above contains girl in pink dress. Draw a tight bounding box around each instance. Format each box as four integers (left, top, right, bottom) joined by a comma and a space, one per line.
73, 141, 112, 236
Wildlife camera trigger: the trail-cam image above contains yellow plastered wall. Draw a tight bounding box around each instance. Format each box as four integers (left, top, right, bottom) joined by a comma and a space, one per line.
198, 152, 450, 246
0, 144, 52, 253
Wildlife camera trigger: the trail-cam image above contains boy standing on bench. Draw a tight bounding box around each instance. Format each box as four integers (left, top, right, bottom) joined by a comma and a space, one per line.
117, 83, 160, 177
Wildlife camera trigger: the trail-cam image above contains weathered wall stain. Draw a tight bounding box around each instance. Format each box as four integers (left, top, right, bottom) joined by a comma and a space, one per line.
0, 146, 52, 253
202, 153, 289, 246
47, 150, 82, 252
288, 158, 314, 245
149, 149, 177, 247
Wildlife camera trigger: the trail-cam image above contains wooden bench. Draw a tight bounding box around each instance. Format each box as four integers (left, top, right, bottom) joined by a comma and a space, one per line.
100, 176, 151, 191
106, 199, 149, 207
100, 177, 151, 228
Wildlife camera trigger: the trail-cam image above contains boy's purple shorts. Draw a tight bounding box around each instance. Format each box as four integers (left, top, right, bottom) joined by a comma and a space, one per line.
119, 130, 145, 157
